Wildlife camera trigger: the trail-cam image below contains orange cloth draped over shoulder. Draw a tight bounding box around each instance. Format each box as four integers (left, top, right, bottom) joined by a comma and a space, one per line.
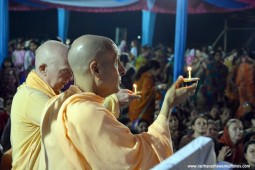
39, 85, 173, 170
26, 70, 58, 97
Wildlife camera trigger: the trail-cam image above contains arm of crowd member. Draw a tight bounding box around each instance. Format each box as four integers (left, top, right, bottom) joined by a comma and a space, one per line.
103, 89, 140, 118
159, 76, 197, 119
217, 146, 232, 162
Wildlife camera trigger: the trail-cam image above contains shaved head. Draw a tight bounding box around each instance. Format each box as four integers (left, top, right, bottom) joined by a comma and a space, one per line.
68, 34, 125, 97
34, 40, 72, 92
35, 40, 69, 71
68, 35, 116, 75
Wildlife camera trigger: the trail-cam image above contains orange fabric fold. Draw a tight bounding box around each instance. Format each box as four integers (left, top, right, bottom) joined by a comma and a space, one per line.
40, 85, 173, 170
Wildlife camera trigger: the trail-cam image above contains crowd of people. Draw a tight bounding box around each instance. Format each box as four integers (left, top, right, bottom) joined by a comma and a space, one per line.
0, 36, 255, 169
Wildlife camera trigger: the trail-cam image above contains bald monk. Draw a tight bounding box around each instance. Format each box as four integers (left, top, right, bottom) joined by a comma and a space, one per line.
39, 35, 197, 170
10, 40, 137, 170
10, 40, 73, 169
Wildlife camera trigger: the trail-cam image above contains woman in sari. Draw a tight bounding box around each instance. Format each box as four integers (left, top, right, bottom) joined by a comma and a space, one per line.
128, 59, 161, 125
235, 53, 255, 118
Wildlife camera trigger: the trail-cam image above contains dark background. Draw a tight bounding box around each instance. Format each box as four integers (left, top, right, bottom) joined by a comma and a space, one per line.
9, 9, 255, 51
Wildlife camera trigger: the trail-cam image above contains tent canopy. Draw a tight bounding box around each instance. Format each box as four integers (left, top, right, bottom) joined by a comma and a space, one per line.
9, 0, 255, 13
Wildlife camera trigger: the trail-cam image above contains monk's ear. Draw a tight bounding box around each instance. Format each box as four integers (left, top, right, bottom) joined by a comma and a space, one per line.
90, 61, 99, 76
39, 64, 47, 76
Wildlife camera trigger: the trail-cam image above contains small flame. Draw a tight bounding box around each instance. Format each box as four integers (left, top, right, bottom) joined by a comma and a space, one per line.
133, 84, 137, 94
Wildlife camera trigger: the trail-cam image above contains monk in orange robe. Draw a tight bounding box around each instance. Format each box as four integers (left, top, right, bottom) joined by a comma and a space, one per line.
39, 34, 197, 170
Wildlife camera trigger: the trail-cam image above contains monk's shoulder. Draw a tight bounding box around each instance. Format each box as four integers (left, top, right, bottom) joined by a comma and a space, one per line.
66, 97, 105, 119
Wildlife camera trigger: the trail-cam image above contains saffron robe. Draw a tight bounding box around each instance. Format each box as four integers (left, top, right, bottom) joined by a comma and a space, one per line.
39, 85, 173, 170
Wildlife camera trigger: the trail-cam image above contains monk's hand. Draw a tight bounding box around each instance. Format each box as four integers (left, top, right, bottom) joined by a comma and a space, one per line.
165, 75, 197, 108
116, 89, 141, 107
